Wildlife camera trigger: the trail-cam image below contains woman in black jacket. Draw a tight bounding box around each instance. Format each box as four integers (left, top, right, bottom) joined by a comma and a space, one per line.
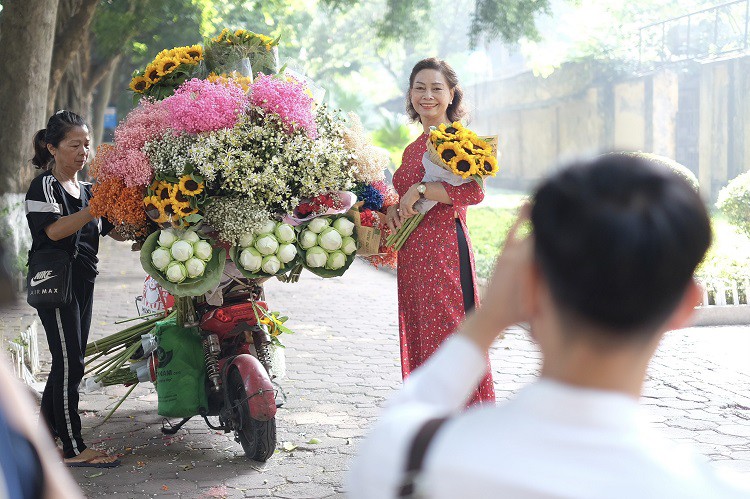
25, 110, 120, 468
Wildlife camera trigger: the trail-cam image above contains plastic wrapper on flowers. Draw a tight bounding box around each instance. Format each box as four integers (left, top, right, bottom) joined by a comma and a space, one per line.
295, 214, 357, 278
139, 230, 226, 297
282, 191, 357, 226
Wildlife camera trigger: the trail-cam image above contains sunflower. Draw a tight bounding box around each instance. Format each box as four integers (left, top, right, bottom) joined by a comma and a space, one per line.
479, 155, 499, 176
129, 75, 150, 93
448, 151, 478, 178
170, 188, 191, 207
174, 203, 198, 218
469, 136, 493, 155
156, 57, 180, 77
143, 195, 161, 215
438, 142, 462, 165
156, 183, 175, 201
144, 64, 161, 84
212, 28, 230, 43
178, 175, 204, 196
185, 45, 203, 61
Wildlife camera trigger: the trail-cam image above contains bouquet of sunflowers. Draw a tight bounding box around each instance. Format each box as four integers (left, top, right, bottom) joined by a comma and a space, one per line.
129, 45, 204, 100
386, 122, 499, 251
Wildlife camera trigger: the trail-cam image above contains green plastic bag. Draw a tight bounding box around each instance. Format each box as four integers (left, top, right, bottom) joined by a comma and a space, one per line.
154, 318, 208, 418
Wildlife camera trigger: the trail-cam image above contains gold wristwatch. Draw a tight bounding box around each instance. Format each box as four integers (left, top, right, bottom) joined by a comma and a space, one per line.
416, 182, 426, 199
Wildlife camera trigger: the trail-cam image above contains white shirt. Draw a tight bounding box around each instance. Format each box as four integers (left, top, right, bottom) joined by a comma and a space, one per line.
347, 336, 750, 499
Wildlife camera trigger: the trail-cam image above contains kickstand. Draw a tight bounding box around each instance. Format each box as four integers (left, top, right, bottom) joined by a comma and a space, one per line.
161, 417, 192, 435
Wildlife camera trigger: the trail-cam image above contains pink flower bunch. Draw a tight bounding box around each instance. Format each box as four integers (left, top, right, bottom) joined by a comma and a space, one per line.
250, 74, 317, 138
114, 99, 170, 151
163, 78, 248, 134
95, 145, 153, 188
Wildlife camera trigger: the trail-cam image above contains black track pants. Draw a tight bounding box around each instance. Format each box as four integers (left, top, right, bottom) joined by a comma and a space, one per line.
37, 277, 95, 458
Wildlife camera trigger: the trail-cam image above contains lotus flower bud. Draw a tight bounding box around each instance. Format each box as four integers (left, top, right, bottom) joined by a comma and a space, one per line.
341, 236, 357, 255
170, 240, 194, 262
151, 247, 172, 271
254, 234, 279, 256
239, 247, 262, 272
185, 257, 206, 278
274, 223, 296, 244
305, 246, 328, 268
193, 240, 213, 261
299, 230, 318, 249
158, 229, 177, 248
181, 230, 200, 243
318, 227, 342, 251
277, 243, 297, 264
258, 219, 277, 235
165, 261, 187, 283
238, 232, 254, 248
308, 217, 330, 234
326, 250, 347, 270
333, 217, 355, 237
261, 255, 281, 275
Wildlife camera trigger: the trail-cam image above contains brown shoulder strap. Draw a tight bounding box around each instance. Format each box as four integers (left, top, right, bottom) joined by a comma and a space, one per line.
397, 417, 449, 497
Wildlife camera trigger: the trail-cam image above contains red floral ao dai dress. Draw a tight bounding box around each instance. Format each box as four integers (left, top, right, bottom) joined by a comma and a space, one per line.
392, 133, 495, 406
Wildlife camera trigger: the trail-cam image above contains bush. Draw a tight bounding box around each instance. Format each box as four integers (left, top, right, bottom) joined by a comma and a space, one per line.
717, 171, 750, 238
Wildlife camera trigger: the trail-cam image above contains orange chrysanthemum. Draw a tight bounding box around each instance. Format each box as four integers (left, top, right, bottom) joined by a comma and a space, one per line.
90, 177, 147, 227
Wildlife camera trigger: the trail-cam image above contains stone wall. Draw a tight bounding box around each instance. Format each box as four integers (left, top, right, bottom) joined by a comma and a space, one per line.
466, 56, 750, 199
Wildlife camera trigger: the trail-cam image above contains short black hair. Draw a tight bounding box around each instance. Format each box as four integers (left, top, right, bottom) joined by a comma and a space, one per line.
531, 154, 711, 340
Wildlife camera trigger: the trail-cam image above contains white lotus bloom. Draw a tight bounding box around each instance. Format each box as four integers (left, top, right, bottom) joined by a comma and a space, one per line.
308, 217, 330, 234
258, 219, 277, 235
254, 234, 279, 256
151, 247, 172, 271
333, 217, 355, 237
305, 246, 328, 268
274, 223, 296, 244
299, 230, 318, 249
341, 236, 357, 255
277, 243, 297, 264
158, 229, 177, 248
181, 230, 201, 243
170, 240, 194, 262
193, 240, 213, 261
238, 233, 254, 248
239, 248, 262, 272
318, 227, 342, 251
326, 250, 347, 270
184, 257, 206, 278
165, 261, 187, 283
261, 255, 281, 275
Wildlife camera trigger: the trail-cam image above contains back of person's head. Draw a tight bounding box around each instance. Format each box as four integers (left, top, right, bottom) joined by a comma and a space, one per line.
530, 153, 711, 342
32, 110, 87, 170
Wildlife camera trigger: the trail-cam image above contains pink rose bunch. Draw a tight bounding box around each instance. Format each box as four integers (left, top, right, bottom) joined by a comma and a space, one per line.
94, 145, 152, 188
113, 99, 170, 151
250, 74, 317, 138
163, 78, 248, 134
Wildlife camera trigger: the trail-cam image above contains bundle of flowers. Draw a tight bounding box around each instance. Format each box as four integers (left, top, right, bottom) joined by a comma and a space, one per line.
342, 113, 391, 184
206, 28, 280, 76
387, 122, 500, 251
297, 215, 358, 277
130, 45, 203, 99
230, 220, 300, 278
429, 122, 498, 181
140, 228, 226, 297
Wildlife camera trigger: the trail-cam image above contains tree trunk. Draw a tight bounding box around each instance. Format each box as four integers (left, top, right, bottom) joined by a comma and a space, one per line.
90, 59, 119, 148
47, 0, 98, 115
0, 0, 59, 194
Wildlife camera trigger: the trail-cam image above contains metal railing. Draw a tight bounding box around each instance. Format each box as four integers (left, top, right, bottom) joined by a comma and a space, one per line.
638, 0, 750, 70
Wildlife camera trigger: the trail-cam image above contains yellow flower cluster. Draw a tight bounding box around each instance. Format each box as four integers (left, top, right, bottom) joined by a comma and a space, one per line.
212, 28, 276, 51
143, 176, 204, 226
207, 71, 253, 92
429, 122, 498, 179
129, 45, 203, 93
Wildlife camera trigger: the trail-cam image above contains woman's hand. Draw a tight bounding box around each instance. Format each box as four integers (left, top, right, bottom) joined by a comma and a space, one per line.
386, 204, 404, 233
399, 184, 421, 217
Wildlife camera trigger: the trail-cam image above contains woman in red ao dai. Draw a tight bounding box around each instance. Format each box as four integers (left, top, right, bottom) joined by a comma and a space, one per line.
386, 58, 495, 406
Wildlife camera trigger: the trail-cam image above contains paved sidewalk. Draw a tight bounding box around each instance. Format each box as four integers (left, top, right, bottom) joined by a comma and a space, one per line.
1, 238, 750, 497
